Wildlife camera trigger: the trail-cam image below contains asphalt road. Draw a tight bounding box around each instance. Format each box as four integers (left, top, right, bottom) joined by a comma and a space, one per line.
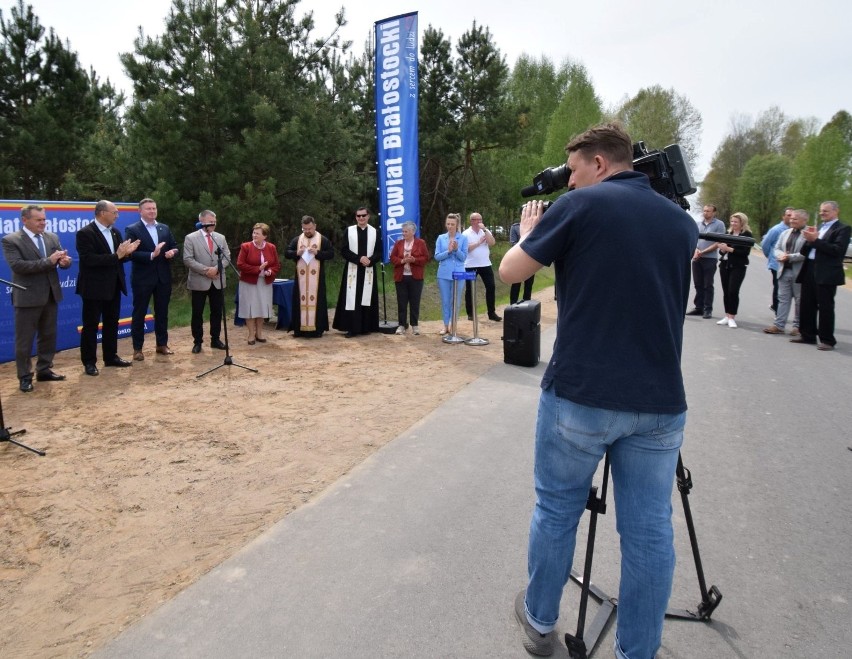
95, 261, 852, 659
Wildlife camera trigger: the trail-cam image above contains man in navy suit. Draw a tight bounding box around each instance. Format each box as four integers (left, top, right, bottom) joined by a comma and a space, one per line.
792, 200, 851, 351
125, 198, 179, 360
76, 201, 140, 375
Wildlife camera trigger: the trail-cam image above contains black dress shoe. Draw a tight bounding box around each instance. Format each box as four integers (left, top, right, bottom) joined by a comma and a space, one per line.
685, 308, 703, 316
84, 364, 99, 376
104, 357, 132, 367
192, 343, 202, 354
19, 376, 34, 392
210, 339, 227, 350
344, 332, 356, 338
36, 370, 66, 382
702, 312, 713, 319
488, 313, 502, 322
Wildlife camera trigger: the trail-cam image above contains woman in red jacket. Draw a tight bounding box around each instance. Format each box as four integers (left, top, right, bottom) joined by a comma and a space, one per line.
389, 221, 430, 335
236, 223, 281, 344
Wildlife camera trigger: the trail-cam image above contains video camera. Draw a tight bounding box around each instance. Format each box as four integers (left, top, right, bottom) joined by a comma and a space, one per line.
521, 142, 697, 210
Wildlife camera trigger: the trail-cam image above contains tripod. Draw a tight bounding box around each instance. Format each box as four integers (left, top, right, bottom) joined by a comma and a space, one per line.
564, 451, 722, 659
196, 234, 258, 378
1, 394, 46, 456
0, 276, 45, 455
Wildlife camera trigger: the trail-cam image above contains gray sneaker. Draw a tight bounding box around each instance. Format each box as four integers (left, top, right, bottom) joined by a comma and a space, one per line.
514, 590, 554, 656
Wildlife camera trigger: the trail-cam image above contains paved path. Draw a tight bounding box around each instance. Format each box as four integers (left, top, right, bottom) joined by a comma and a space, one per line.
96, 261, 852, 658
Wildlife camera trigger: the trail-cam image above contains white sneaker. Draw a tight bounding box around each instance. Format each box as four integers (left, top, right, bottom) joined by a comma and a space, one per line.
395, 325, 406, 335
412, 326, 420, 335
728, 318, 738, 328
716, 317, 729, 325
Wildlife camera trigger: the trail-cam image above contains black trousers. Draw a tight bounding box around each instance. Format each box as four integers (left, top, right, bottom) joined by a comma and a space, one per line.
691, 258, 718, 312
395, 275, 424, 327
719, 262, 747, 315
80, 287, 122, 365
131, 280, 172, 349
464, 265, 496, 316
798, 261, 838, 345
770, 269, 779, 312
510, 275, 535, 305
191, 284, 224, 344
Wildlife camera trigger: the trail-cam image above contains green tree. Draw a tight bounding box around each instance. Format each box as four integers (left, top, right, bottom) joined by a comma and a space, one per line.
484, 55, 577, 221
119, 0, 369, 245
541, 62, 602, 167
0, 0, 116, 198
731, 153, 793, 235
611, 84, 702, 170
418, 24, 459, 237
784, 119, 852, 213
452, 21, 521, 213
701, 107, 819, 220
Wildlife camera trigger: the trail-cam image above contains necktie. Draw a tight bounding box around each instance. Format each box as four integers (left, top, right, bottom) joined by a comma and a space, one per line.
786, 229, 800, 253
35, 233, 46, 258
206, 233, 214, 254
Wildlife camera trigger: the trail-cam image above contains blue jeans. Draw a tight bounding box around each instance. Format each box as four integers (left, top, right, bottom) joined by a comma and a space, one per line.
524, 387, 685, 659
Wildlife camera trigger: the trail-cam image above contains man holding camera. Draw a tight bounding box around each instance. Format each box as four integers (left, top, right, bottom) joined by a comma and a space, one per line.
500, 123, 698, 658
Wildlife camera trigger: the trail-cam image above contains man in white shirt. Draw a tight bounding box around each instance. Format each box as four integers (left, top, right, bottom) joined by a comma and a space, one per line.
462, 212, 501, 322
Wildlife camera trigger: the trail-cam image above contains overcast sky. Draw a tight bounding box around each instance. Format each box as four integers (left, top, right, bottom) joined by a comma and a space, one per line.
23, 0, 852, 180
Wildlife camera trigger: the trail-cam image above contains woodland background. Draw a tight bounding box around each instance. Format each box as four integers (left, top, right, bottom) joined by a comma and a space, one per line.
2, 0, 851, 249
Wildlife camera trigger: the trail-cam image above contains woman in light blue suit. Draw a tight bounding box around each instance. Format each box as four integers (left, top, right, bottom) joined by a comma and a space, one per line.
434, 213, 469, 335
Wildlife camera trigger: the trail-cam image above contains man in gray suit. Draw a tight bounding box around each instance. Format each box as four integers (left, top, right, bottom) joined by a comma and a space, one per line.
764, 209, 808, 335
183, 210, 231, 353
1, 204, 73, 392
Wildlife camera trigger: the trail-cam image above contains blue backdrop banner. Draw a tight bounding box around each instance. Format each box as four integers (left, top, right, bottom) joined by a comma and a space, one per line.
374, 12, 420, 262
1, 200, 148, 364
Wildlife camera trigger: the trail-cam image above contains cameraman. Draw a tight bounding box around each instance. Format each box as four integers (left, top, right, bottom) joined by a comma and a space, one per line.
499, 123, 698, 658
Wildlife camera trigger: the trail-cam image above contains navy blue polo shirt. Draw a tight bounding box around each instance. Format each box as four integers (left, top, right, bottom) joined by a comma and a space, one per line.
521, 171, 698, 413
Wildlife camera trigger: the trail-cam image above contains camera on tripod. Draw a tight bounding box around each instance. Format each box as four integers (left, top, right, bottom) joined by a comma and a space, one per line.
521, 142, 697, 210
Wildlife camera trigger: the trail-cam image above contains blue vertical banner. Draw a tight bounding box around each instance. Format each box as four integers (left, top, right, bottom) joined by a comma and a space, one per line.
375, 12, 420, 263
1, 200, 147, 364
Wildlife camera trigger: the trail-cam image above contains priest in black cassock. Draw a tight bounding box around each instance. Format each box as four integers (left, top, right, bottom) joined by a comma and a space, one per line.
332, 207, 381, 337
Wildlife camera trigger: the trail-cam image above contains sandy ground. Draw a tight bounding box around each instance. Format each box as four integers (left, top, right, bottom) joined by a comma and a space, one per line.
0, 293, 556, 658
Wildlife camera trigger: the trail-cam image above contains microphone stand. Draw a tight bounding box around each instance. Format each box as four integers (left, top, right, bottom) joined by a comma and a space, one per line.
0, 276, 46, 455
196, 232, 258, 378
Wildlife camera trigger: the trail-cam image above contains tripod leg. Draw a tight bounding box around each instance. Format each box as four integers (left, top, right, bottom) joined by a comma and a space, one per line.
1, 395, 46, 456
566, 453, 614, 658
666, 452, 722, 620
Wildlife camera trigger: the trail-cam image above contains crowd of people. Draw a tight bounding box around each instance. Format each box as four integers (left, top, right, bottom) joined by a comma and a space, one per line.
3, 122, 850, 659
687, 201, 850, 351
2, 202, 508, 391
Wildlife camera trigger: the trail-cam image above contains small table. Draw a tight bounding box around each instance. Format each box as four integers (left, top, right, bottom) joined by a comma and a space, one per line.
234, 279, 294, 330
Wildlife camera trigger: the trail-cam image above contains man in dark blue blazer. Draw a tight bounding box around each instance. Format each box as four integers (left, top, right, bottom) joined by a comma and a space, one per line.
76, 201, 140, 375
793, 200, 851, 350
125, 198, 179, 360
